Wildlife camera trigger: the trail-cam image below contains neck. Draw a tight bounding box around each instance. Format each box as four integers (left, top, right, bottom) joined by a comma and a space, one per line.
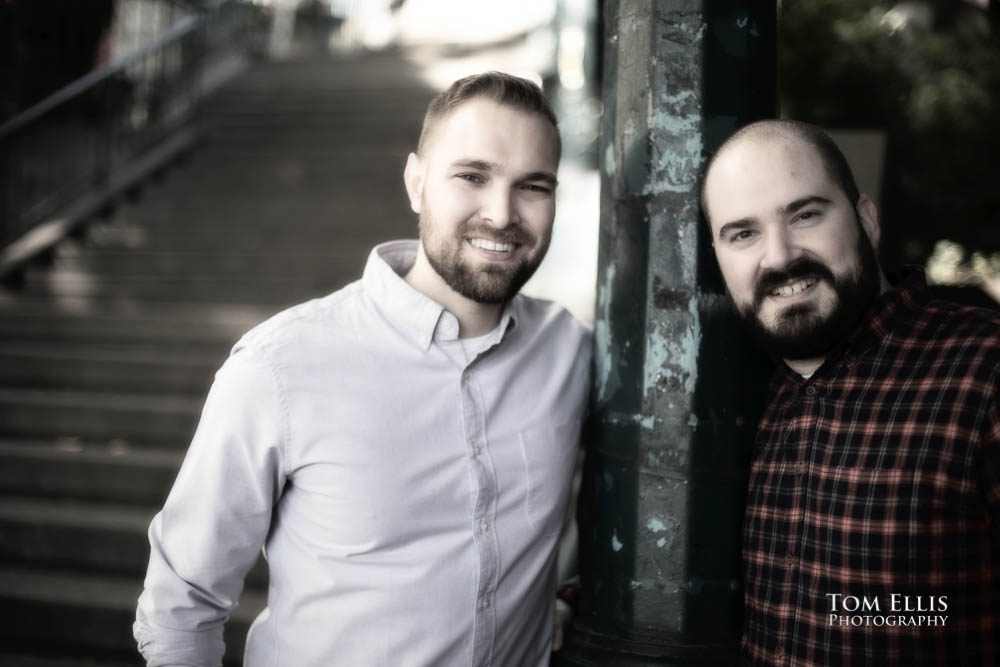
782, 271, 893, 378
784, 356, 824, 377
405, 243, 504, 338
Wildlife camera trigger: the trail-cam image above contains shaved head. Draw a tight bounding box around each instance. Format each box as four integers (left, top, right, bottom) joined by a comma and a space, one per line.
701, 120, 859, 224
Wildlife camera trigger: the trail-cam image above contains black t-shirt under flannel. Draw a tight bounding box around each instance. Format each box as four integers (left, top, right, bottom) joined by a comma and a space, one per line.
742, 269, 1000, 666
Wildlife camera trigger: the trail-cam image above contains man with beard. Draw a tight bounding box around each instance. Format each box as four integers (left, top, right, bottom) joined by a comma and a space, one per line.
701, 120, 999, 666
134, 72, 590, 666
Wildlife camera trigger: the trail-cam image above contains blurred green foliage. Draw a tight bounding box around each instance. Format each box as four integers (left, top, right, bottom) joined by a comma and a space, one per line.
780, 0, 1000, 263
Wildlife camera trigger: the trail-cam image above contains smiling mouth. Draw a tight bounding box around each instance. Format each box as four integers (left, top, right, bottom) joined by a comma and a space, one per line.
468, 238, 516, 253
769, 277, 818, 298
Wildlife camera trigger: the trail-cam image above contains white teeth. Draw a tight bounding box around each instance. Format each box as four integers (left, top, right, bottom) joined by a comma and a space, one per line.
771, 279, 816, 297
469, 238, 514, 252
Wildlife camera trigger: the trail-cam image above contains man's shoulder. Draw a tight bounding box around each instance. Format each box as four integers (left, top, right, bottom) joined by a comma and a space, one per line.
233, 280, 366, 357
515, 293, 592, 346
915, 297, 1000, 348
903, 297, 1000, 382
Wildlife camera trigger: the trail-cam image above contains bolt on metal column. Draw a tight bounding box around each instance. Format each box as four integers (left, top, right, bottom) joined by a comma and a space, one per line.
557, 1, 776, 665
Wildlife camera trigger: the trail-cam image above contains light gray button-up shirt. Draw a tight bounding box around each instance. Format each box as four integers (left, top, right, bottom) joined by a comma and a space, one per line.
134, 240, 592, 666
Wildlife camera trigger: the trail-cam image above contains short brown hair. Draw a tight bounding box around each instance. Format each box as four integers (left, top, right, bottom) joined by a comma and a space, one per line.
417, 71, 561, 156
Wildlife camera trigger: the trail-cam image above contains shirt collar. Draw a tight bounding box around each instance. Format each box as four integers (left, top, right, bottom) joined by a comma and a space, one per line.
362, 240, 519, 351
777, 265, 928, 382
855, 265, 928, 344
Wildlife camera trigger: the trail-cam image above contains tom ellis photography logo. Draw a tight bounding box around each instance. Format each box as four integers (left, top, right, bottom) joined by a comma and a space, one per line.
826, 594, 949, 628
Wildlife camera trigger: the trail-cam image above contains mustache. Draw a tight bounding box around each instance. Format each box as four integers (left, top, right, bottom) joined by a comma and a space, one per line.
753, 257, 836, 308
463, 225, 534, 246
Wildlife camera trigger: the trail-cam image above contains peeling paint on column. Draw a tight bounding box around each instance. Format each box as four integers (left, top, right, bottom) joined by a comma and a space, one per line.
643, 294, 701, 397
594, 263, 618, 404
605, 411, 657, 430
646, 15, 705, 196
648, 96, 702, 195
645, 512, 680, 552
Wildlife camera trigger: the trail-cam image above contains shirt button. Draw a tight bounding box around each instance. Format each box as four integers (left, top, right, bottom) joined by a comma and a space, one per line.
471, 441, 481, 456
785, 555, 795, 568
804, 385, 817, 396
481, 597, 491, 610
775, 645, 785, 658
796, 462, 808, 475
480, 520, 489, 534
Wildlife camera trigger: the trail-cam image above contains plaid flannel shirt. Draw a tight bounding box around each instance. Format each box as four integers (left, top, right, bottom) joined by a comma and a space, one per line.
742, 268, 1000, 666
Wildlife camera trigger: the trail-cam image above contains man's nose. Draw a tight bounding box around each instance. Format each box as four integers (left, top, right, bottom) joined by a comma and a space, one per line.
480, 187, 518, 227
760, 228, 800, 271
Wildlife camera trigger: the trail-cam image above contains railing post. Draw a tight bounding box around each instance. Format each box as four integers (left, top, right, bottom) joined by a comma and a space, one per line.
557, 1, 776, 664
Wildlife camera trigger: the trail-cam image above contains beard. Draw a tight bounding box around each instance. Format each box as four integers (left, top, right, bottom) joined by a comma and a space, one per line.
733, 226, 882, 361
419, 212, 550, 304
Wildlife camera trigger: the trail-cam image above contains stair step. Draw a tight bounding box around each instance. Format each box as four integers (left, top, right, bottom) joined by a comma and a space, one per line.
0, 388, 201, 446
0, 495, 269, 586
51, 247, 362, 278
0, 497, 153, 575
89, 199, 412, 225
0, 566, 264, 664
0, 438, 182, 503
0, 302, 264, 350
22, 267, 345, 305
204, 97, 430, 114
0, 343, 220, 394
72, 216, 412, 252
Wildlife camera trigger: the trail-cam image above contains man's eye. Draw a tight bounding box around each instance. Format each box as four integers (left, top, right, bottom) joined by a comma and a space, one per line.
730, 229, 757, 243
458, 173, 485, 184
794, 210, 821, 222
521, 183, 552, 194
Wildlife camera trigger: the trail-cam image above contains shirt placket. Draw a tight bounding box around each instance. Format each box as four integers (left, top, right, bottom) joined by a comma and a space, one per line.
461, 364, 499, 667
781, 382, 820, 665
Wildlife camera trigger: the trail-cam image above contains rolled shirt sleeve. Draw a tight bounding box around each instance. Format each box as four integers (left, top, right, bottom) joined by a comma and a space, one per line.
134, 347, 287, 666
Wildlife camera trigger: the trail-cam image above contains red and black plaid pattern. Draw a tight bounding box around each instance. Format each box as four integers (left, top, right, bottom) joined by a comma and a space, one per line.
742, 269, 1000, 666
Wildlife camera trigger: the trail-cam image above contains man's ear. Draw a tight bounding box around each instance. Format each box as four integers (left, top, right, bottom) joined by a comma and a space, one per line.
856, 194, 880, 250
403, 152, 424, 215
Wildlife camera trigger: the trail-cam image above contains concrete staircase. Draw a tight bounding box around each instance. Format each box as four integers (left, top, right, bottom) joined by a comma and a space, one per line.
0, 47, 433, 665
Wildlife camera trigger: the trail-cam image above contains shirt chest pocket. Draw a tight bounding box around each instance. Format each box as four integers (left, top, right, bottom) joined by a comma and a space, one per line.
519, 419, 581, 536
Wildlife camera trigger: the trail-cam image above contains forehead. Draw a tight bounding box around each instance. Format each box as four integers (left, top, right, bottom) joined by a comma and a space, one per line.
704, 136, 837, 226
421, 98, 559, 169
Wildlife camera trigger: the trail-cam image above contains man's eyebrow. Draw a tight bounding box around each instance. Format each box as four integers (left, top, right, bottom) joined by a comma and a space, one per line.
778, 195, 833, 215
450, 159, 498, 171
717, 218, 755, 241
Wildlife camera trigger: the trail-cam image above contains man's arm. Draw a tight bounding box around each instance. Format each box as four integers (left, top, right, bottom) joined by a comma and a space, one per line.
134, 348, 287, 667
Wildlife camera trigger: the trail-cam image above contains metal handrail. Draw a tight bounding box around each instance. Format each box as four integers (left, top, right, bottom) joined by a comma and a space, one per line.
0, 16, 201, 141
0, 0, 261, 256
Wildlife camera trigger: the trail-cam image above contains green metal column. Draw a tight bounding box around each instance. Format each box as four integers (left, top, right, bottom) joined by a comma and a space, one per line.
557, 1, 776, 664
